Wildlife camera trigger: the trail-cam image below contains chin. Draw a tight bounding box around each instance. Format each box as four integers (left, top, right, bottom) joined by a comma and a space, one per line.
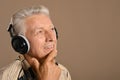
36, 52, 49, 59
44, 49, 53, 55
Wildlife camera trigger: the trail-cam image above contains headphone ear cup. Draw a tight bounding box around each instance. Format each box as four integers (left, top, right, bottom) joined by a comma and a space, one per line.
11, 35, 30, 54
54, 27, 58, 39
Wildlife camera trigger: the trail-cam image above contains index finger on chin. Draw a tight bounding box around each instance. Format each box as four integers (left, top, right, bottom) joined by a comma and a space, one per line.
45, 49, 57, 63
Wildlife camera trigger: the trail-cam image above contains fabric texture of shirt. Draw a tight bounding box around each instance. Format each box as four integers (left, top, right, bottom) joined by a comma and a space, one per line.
0, 56, 71, 80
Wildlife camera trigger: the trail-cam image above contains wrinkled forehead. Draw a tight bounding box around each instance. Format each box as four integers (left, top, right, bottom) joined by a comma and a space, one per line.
24, 14, 54, 32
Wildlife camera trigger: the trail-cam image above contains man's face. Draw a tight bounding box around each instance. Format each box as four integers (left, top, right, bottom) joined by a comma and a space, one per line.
24, 14, 57, 59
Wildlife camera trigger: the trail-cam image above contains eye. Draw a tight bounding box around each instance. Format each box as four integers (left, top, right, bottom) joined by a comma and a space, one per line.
38, 30, 43, 33
36, 30, 44, 35
51, 27, 55, 31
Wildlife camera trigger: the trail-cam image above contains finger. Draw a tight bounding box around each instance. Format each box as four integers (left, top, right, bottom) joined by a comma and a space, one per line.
31, 58, 40, 74
31, 58, 40, 69
24, 54, 40, 73
51, 58, 56, 64
45, 49, 57, 63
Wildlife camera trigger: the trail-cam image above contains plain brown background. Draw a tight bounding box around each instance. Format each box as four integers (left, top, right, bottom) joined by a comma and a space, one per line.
0, 0, 120, 80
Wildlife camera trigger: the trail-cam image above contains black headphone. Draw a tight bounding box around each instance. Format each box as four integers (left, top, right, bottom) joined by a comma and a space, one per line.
7, 24, 58, 54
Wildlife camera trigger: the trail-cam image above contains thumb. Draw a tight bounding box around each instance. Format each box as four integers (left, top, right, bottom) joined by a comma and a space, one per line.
31, 58, 40, 74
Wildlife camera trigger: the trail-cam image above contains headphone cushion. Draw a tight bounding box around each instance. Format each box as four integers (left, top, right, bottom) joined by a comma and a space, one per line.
11, 35, 30, 54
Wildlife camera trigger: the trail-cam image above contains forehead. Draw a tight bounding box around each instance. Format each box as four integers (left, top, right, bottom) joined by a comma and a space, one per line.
24, 14, 53, 29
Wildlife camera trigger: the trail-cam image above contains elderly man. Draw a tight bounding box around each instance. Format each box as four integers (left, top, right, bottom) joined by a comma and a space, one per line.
0, 5, 71, 80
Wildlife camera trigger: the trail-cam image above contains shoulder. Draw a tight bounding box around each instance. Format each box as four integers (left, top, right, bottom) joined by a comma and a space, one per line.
1, 60, 22, 80
58, 63, 69, 72
3, 60, 22, 72
58, 63, 72, 80
0, 66, 6, 80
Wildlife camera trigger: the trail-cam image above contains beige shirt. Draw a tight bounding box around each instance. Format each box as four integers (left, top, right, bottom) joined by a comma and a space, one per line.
0, 57, 71, 80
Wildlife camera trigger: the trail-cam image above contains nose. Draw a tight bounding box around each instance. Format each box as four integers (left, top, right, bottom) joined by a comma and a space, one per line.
45, 31, 54, 42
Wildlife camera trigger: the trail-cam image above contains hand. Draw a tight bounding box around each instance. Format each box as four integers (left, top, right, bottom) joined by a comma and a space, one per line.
24, 49, 61, 80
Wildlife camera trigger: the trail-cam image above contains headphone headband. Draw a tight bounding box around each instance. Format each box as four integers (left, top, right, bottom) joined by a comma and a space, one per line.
7, 24, 15, 37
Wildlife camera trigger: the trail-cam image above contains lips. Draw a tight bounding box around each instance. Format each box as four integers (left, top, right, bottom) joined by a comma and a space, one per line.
44, 43, 54, 51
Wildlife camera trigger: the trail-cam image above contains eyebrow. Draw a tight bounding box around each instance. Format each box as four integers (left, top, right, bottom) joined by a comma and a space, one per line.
32, 25, 54, 33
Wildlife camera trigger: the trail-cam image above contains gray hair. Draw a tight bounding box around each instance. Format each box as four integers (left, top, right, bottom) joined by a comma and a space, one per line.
10, 5, 50, 36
